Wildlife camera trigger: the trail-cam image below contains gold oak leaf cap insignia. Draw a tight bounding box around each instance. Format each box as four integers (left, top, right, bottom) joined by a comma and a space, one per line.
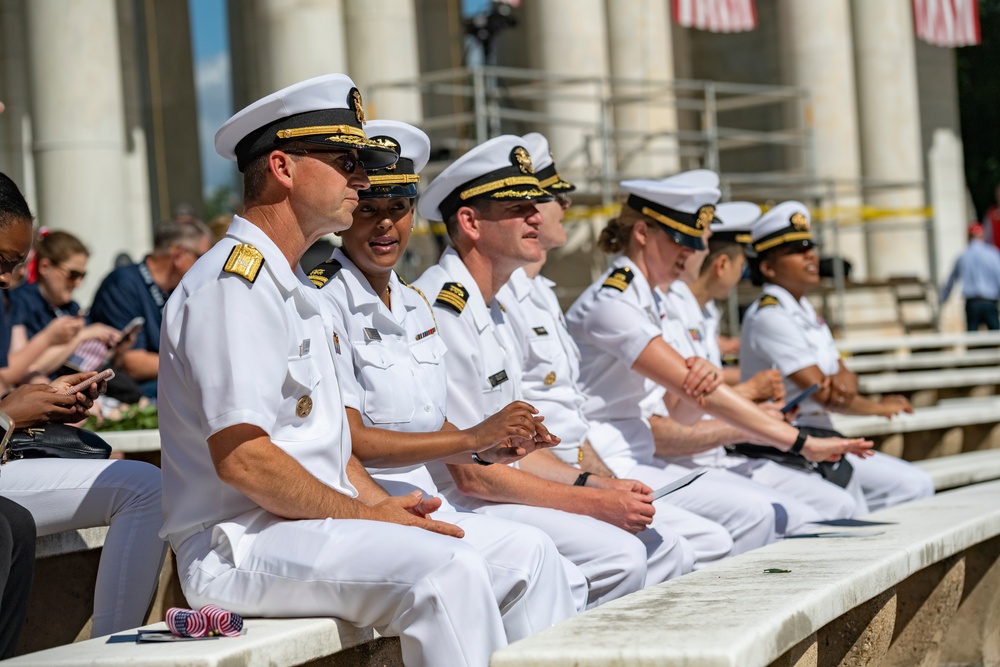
601, 266, 634, 292
696, 205, 716, 231
307, 259, 342, 288
790, 212, 809, 231
758, 295, 781, 309
350, 88, 366, 124
435, 282, 470, 314
223, 244, 265, 283
511, 146, 534, 174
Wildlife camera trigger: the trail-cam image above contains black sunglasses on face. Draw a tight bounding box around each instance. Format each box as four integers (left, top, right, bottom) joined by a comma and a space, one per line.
284, 149, 365, 174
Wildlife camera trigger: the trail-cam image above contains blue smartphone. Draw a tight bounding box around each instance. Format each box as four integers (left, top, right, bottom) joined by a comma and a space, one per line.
781, 383, 820, 414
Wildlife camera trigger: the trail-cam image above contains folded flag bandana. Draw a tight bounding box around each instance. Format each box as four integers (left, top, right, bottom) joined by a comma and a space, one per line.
166, 605, 244, 638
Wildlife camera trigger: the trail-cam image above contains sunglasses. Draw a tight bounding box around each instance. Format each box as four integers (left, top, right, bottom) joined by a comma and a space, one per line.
285, 149, 365, 174
56, 265, 86, 282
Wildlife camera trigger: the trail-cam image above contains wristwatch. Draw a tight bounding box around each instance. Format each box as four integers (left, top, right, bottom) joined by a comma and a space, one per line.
790, 431, 807, 455
574, 472, 593, 487
471, 452, 493, 466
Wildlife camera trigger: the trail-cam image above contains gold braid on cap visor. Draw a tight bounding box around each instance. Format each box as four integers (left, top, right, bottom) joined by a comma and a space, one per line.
640, 207, 706, 239
367, 174, 420, 185
460, 176, 544, 200
276, 125, 367, 140
753, 231, 814, 253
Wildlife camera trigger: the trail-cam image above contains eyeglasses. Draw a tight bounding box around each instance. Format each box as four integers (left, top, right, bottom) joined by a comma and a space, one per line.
56, 265, 86, 282
285, 149, 365, 174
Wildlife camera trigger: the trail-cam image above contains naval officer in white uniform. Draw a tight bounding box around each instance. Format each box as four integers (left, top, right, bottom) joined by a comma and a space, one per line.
414, 135, 671, 607
308, 119, 582, 627
564, 177, 875, 526
159, 74, 515, 667
497, 135, 732, 571
649, 202, 859, 526
740, 201, 934, 512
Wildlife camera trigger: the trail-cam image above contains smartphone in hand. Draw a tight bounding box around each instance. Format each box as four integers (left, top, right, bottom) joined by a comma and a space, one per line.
60, 369, 116, 396
781, 383, 820, 414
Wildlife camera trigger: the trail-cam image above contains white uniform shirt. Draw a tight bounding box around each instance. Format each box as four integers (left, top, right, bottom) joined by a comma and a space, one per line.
740, 283, 840, 430
159, 216, 355, 543
497, 268, 592, 464
313, 249, 448, 488
663, 281, 722, 367
414, 247, 521, 508
565, 256, 664, 423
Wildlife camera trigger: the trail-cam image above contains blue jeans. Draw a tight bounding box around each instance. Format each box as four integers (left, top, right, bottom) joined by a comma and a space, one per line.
965, 298, 999, 331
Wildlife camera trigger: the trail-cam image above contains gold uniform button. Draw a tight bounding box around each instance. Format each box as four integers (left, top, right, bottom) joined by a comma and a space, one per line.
544, 371, 557, 386
296, 396, 313, 418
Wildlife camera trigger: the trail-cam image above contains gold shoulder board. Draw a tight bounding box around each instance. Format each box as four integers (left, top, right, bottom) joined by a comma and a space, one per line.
223, 244, 264, 284
758, 295, 780, 309
307, 259, 342, 288
436, 282, 469, 315
601, 267, 634, 292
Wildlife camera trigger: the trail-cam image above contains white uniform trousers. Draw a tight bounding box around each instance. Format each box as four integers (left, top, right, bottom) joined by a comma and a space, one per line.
665, 452, 859, 529
375, 474, 589, 615
596, 419, 773, 565
473, 504, 654, 607
176, 511, 509, 667
0, 458, 166, 636
849, 451, 935, 513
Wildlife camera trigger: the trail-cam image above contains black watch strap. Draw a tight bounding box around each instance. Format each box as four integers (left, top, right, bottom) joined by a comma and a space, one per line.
791, 431, 807, 455
471, 452, 493, 466
574, 472, 593, 486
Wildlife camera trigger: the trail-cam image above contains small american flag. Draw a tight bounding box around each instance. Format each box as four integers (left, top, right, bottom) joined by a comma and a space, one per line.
166, 607, 209, 638
912, 0, 980, 47
200, 604, 244, 637
673, 0, 757, 33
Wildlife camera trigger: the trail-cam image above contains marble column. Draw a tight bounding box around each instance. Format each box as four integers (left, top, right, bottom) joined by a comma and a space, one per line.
25, 0, 130, 302
251, 0, 348, 95
852, 0, 928, 280
605, 0, 680, 179
524, 0, 611, 195
344, 0, 422, 124
777, 0, 867, 280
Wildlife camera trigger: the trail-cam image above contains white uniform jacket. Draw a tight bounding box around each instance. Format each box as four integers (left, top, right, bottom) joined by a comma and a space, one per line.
313, 248, 452, 499
497, 268, 590, 463
740, 283, 841, 430
159, 216, 355, 547
414, 247, 521, 508
565, 256, 665, 424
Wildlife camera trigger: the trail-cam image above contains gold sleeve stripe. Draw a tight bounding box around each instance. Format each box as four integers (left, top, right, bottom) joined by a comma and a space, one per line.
460, 176, 543, 200
754, 231, 813, 253
367, 174, 420, 185
276, 125, 367, 140
641, 207, 705, 238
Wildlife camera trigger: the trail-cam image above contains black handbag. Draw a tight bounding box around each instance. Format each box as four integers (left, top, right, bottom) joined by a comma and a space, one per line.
3, 424, 112, 463
729, 426, 854, 489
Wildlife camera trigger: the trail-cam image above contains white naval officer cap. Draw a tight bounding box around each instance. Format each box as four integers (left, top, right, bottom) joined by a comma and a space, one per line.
416, 134, 553, 222
620, 169, 721, 251
711, 202, 761, 246
520, 132, 575, 193
359, 120, 430, 200
750, 200, 814, 255
214, 73, 398, 173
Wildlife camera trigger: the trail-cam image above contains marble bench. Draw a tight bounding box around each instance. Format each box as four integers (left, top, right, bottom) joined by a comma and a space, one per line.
2, 618, 388, 667
831, 395, 1000, 459
491, 480, 1000, 667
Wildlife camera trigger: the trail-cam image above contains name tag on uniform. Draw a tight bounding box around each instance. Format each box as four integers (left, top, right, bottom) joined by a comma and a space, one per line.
488, 370, 509, 388
532, 326, 549, 336
363, 327, 382, 342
